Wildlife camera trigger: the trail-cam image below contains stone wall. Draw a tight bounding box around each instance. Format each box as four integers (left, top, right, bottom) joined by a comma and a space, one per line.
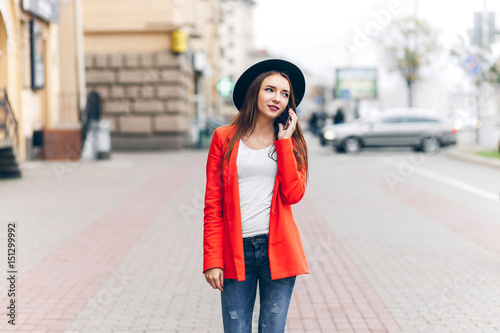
85, 52, 192, 150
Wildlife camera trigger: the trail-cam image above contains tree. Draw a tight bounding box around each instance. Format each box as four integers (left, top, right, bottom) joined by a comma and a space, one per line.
489, 59, 500, 84
377, 17, 441, 107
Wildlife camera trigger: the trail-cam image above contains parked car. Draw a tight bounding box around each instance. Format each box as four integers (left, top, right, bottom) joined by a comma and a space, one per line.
319, 108, 457, 154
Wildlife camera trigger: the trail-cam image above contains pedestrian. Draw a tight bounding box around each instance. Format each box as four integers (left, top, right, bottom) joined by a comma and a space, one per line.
309, 111, 318, 135
203, 59, 310, 333
317, 108, 327, 129
334, 107, 345, 124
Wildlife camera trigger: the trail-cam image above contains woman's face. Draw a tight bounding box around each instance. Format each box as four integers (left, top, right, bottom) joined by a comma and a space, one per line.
257, 74, 290, 120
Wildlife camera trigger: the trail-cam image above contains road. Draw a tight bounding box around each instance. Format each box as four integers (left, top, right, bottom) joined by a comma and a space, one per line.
0, 133, 498, 332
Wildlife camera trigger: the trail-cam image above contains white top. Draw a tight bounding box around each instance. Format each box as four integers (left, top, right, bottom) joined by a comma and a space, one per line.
237, 139, 278, 238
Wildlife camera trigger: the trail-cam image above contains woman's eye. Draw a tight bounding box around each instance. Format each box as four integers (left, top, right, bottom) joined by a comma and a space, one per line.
266, 88, 273, 92
282, 93, 289, 98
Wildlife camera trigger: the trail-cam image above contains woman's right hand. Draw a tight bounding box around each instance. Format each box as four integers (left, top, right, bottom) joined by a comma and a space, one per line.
204, 268, 224, 291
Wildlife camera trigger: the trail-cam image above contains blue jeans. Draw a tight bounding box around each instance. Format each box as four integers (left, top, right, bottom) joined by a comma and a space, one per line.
221, 234, 296, 333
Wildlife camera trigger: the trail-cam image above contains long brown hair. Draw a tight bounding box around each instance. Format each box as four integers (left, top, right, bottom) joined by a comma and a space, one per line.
218, 71, 309, 182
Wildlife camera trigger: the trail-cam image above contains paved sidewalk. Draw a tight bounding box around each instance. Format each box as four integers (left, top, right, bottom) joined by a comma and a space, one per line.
0, 137, 499, 332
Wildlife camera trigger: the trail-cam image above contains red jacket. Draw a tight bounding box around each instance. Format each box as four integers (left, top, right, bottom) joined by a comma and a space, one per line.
203, 125, 309, 281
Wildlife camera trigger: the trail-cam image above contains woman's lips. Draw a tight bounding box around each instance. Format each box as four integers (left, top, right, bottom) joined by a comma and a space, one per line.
268, 105, 279, 111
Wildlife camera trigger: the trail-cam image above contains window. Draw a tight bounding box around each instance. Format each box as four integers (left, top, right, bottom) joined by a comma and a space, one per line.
381, 117, 401, 124
380, 116, 440, 124
400, 117, 440, 123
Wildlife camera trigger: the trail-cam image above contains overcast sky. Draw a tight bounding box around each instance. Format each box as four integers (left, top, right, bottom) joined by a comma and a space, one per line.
252, 0, 500, 83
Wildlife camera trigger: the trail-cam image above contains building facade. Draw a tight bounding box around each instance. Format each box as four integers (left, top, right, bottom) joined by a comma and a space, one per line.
0, 0, 82, 161
82, 0, 221, 150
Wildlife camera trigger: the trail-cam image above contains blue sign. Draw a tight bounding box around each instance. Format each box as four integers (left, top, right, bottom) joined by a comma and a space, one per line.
340, 89, 352, 99
314, 96, 325, 106
462, 55, 481, 76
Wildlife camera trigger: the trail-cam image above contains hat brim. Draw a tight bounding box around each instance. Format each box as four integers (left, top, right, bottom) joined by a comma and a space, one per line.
232, 59, 306, 111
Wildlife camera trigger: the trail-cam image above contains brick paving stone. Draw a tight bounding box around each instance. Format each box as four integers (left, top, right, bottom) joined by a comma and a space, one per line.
290, 196, 404, 333
0, 153, 200, 332
305, 146, 500, 332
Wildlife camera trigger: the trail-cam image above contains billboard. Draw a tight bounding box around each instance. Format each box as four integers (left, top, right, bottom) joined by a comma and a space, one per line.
335, 68, 377, 99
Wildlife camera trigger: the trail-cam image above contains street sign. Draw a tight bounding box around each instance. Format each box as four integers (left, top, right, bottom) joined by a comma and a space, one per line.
314, 96, 325, 106
171, 30, 187, 54
462, 55, 481, 76
340, 89, 351, 99
22, 0, 60, 23
216, 76, 234, 98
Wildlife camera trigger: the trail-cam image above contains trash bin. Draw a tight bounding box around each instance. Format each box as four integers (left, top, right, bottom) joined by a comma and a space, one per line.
96, 120, 111, 160
81, 120, 111, 160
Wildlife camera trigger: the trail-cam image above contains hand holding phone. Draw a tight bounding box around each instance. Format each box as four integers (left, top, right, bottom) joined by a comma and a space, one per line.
277, 108, 297, 140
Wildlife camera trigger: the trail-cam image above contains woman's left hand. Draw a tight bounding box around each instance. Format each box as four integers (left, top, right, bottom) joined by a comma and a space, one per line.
278, 108, 298, 140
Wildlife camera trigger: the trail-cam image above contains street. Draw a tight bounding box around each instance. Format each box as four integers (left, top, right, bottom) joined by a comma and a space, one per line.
0, 133, 499, 333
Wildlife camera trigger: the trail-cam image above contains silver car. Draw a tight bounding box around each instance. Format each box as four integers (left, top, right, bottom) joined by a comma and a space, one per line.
320, 109, 457, 154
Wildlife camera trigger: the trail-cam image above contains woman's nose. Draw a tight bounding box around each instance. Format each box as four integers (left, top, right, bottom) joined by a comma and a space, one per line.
272, 93, 280, 102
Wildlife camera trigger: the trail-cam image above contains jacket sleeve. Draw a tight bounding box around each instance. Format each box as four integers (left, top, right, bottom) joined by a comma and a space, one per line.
274, 138, 306, 205
203, 128, 225, 273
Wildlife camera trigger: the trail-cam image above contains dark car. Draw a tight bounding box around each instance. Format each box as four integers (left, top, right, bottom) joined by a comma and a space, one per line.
319, 109, 457, 154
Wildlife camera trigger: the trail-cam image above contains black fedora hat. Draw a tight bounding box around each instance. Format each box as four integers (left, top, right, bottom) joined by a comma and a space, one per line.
232, 59, 306, 111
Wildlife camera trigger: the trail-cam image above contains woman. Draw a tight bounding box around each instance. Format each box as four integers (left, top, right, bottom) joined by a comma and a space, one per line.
203, 59, 309, 333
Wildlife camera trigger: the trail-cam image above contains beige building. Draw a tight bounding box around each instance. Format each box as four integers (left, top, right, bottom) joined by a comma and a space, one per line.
0, 0, 82, 161
82, 0, 221, 149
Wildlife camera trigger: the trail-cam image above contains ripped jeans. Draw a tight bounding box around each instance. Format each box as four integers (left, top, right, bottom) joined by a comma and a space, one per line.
221, 234, 296, 333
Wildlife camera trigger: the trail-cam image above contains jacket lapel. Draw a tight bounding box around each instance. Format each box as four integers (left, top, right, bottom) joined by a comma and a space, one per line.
223, 129, 245, 278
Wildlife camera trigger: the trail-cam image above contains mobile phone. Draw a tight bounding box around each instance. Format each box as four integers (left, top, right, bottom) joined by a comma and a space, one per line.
278, 106, 296, 124
276, 110, 290, 126
273, 108, 294, 133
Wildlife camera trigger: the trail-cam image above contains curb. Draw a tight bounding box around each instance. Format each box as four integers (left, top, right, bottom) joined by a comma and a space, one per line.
447, 149, 500, 170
